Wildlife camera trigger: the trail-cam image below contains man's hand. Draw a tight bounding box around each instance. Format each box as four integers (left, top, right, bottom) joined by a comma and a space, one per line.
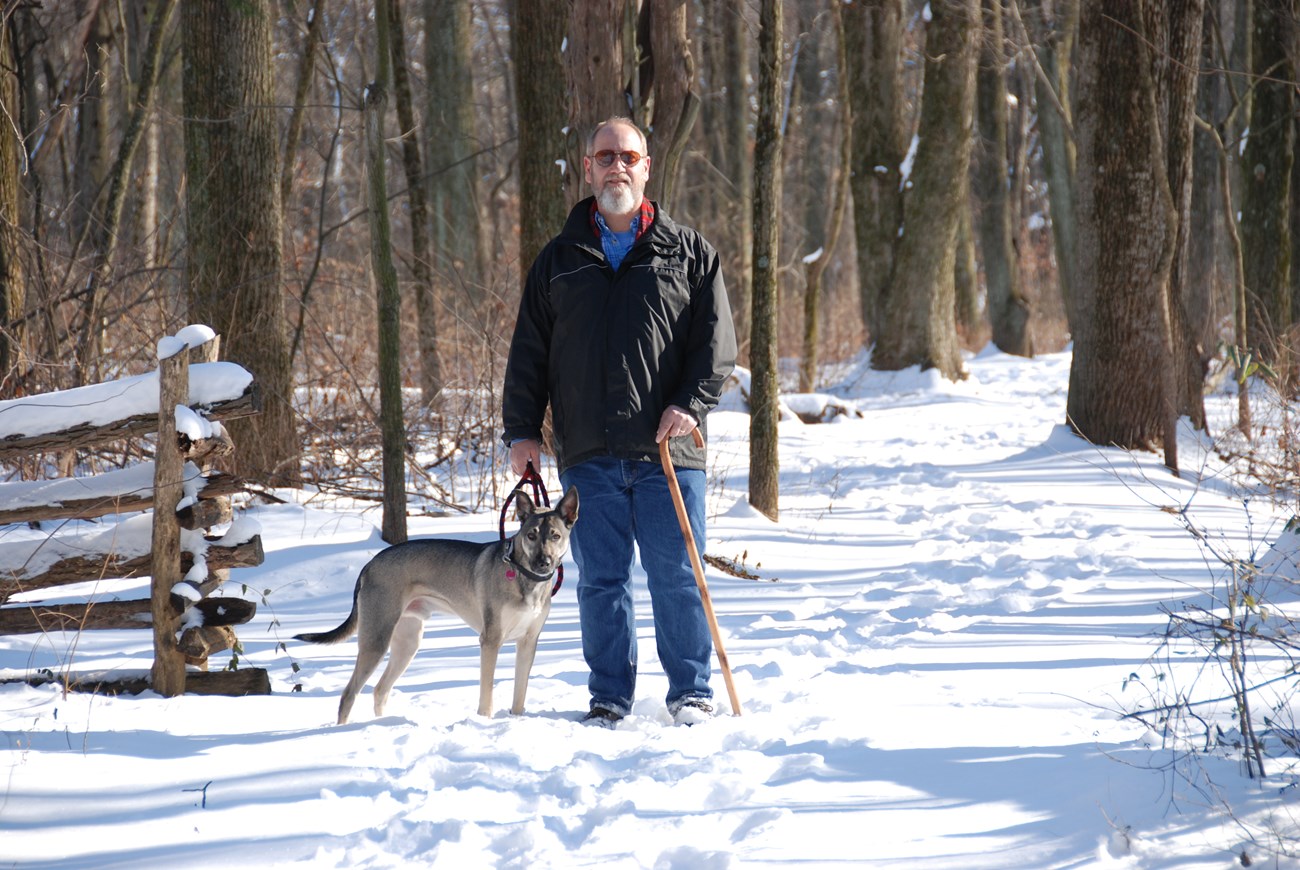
655, 405, 698, 443
510, 439, 542, 476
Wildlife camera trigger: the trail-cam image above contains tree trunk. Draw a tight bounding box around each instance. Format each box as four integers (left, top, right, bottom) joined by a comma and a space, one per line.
1067, 0, 1179, 464
71, 3, 111, 262
182, 0, 299, 486
955, 177, 981, 333
873, 0, 977, 379
392, 0, 441, 405
723, 0, 752, 358
1187, 1, 1223, 391
0, 14, 26, 398
799, 4, 851, 394
426, 0, 486, 302
844, 0, 906, 346
368, 0, 408, 546
1159, 0, 1207, 431
1239, 0, 1293, 358
511, 0, 569, 287
565, 1, 627, 208
749, 0, 783, 520
644, 0, 697, 211
78, 0, 177, 380
280, 0, 325, 213
1019, 0, 1080, 333
974, 0, 1033, 356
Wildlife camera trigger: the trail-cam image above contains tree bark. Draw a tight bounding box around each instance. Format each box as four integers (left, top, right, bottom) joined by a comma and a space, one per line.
1159, 0, 1207, 431
391, 0, 441, 405
1067, 0, 1179, 465
873, 0, 978, 379
511, 0, 569, 288
643, 0, 697, 211
181, 0, 299, 486
974, 0, 1033, 356
426, 0, 486, 301
799, 4, 851, 394
1018, 0, 1080, 332
0, 14, 26, 397
1187, 1, 1223, 391
844, 0, 906, 346
1239, 0, 1293, 358
722, 0, 752, 358
77, 0, 177, 380
564, 0, 626, 208
749, 0, 783, 520
368, 0, 408, 546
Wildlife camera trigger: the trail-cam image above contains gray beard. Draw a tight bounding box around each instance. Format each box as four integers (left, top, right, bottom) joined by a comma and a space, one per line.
597, 184, 638, 216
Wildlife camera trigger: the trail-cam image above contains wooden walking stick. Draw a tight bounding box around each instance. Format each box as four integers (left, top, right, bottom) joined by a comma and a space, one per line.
659, 429, 742, 716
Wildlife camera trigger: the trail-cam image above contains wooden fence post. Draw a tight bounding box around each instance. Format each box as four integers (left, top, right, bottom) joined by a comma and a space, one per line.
150, 349, 187, 696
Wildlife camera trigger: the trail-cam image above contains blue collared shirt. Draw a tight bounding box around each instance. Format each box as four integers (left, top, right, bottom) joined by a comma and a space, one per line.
594, 210, 640, 270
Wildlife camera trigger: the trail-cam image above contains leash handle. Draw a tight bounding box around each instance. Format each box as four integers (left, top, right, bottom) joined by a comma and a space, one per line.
499, 461, 564, 596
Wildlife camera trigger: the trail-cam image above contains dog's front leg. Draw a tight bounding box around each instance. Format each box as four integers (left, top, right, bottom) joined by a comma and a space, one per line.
511, 623, 543, 715
478, 627, 504, 717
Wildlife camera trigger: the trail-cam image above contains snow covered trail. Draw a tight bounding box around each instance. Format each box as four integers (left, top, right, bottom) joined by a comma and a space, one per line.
2, 348, 1292, 868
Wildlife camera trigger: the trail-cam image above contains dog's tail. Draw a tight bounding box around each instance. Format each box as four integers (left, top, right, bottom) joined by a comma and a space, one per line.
293, 574, 363, 645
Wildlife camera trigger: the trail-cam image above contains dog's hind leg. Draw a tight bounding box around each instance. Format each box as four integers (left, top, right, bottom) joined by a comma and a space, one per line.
337, 639, 386, 726
373, 614, 422, 718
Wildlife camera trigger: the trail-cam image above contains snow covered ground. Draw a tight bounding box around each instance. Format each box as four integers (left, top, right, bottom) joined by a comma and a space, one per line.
3, 346, 1299, 868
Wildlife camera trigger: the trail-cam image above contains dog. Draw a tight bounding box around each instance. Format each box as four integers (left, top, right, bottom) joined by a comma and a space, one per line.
295, 486, 578, 724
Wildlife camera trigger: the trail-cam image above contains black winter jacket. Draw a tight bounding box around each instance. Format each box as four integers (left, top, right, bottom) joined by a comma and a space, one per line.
502, 198, 737, 474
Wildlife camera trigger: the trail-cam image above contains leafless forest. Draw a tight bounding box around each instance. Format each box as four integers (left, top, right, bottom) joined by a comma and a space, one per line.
0, 1, 1285, 504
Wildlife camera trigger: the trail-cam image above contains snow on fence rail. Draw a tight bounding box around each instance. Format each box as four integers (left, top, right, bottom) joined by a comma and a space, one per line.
0, 326, 270, 697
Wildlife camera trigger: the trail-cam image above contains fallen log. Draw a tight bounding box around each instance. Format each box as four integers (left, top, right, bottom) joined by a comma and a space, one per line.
0, 535, 263, 603
0, 471, 243, 526
0, 385, 261, 462
0, 594, 257, 634
12, 667, 271, 696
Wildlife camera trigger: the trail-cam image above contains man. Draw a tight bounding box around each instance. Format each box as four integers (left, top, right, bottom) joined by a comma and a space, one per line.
502, 117, 737, 727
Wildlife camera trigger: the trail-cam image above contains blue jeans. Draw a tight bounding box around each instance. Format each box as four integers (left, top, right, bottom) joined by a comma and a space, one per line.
559, 457, 713, 715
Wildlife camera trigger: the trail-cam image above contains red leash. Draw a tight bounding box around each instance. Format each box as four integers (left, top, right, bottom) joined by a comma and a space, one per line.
499, 461, 564, 597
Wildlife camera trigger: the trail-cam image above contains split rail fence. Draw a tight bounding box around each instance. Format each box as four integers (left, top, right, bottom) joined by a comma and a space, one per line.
0, 330, 271, 696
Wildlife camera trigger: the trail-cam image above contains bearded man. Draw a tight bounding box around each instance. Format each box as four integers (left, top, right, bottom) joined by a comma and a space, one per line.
501, 116, 737, 727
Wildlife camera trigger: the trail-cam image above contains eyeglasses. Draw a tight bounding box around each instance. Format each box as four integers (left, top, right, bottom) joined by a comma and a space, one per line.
590, 149, 644, 168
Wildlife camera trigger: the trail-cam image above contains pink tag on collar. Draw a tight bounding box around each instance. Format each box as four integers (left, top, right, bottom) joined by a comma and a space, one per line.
506, 569, 517, 580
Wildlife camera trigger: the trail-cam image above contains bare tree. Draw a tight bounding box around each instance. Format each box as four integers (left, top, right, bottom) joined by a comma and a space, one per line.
181, 0, 299, 486
1017, 0, 1079, 331
391, 0, 441, 405
1239, 0, 1293, 359
798, 2, 851, 394
366, 0, 408, 544
1066, 0, 1202, 471
0, 9, 25, 396
511, 0, 569, 287
749, 0, 783, 520
564, 1, 628, 208
426, 0, 486, 302
641, 0, 699, 211
844, 0, 906, 346
873, 0, 978, 379
974, 0, 1033, 356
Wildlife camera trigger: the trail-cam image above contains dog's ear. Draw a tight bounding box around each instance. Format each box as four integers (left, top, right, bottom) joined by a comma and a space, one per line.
514, 490, 536, 521
558, 485, 579, 526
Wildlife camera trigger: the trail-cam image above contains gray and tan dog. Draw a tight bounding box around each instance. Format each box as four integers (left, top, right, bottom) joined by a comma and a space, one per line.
296, 487, 578, 724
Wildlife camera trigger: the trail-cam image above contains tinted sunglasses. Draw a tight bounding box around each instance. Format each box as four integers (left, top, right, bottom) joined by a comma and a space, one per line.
591, 149, 644, 168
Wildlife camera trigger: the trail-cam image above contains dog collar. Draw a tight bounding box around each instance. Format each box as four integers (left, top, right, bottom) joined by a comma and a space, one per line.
502, 540, 556, 584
